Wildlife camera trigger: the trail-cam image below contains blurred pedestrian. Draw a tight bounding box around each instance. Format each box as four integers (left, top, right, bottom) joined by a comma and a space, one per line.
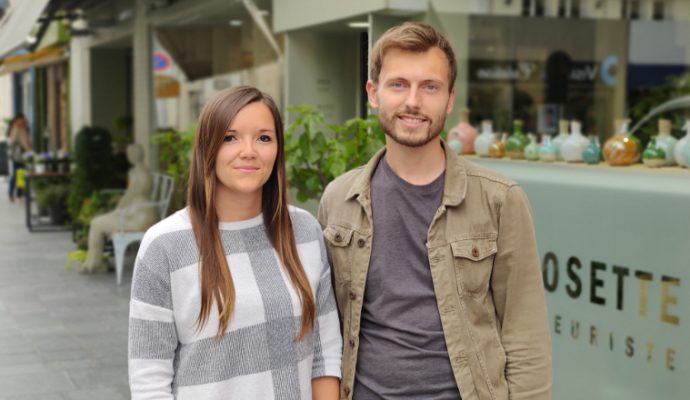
7, 113, 32, 201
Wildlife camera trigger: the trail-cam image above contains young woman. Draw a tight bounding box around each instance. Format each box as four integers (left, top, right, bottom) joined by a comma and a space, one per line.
128, 86, 341, 399
7, 114, 32, 201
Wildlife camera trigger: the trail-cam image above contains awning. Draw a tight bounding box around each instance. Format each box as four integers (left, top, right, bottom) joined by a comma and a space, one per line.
0, 44, 67, 76
0, 0, 51, 59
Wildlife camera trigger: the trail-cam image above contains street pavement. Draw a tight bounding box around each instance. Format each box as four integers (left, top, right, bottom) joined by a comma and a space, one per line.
0, 180, 131, 399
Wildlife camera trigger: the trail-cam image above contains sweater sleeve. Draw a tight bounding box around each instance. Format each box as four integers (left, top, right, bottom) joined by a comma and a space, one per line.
311, 231, 343, 380
128, 239, 178, 400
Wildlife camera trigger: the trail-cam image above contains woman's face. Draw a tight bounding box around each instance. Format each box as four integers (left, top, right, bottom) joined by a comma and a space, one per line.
214, 101, 278, 205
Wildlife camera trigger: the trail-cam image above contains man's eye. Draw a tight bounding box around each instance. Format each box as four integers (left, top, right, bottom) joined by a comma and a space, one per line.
424, 84, 439, 92
258, 134, 272, 142
391, 82, 405, 89
223, 134, 236, 142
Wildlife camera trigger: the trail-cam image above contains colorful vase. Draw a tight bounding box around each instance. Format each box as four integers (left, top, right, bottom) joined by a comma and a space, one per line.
655, 119, 677, 166
674, 120, 690, 168
505, 120, 529, 159
603, 119, 639, 166
474, 120, 495, 157
524, 134, 540, 161
642, 138, 666, 168
447, 136, 463, 154
552, 119, 570, 161
582, 136, 601, 165
539, 135, 557, 162
448, 108, 478, 154
488, 133, 506, 159
561, 120, 589, 163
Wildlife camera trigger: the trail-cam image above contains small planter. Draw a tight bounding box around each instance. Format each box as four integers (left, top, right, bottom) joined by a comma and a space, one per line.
34, 163, 46, 173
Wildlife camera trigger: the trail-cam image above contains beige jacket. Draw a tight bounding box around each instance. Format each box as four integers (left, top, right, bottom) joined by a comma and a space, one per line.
318, 144, 552, 400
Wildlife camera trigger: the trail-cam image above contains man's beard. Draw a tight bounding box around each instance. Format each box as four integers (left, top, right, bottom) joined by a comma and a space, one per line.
378, 107, 446, 148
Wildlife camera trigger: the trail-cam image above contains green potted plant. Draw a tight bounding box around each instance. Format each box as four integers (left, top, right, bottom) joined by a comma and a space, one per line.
36, 183, 70, 225
152, 125, 195, 211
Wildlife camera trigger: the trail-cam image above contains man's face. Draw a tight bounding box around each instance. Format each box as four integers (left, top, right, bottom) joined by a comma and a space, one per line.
366, 47, 456, 148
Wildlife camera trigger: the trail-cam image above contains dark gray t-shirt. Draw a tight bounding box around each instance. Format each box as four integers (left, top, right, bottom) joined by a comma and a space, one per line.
353, 156, 460, 400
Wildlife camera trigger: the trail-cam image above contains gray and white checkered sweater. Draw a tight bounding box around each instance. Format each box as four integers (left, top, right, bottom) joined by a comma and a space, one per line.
128, 206, 342, 399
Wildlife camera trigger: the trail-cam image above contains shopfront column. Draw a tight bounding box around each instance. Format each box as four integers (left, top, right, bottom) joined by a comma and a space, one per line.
133, 1, 156, 168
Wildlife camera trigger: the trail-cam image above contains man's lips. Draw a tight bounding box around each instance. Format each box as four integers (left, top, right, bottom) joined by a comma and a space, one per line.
397, 114, 428, 128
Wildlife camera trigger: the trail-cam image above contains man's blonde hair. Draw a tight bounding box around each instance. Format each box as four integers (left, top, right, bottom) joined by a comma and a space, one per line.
369, 22, 457, 91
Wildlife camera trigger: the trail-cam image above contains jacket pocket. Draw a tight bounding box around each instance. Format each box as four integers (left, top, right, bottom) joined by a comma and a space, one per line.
451, 238, 497, 297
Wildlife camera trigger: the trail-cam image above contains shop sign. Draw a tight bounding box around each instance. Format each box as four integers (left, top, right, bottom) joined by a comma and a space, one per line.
153, 51, 171, 72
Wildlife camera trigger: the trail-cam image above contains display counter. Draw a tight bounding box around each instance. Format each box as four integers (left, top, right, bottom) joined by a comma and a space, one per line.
470, 157, 689, 399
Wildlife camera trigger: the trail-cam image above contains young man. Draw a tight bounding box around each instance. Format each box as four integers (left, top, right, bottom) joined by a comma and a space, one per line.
318, 22, 551, 400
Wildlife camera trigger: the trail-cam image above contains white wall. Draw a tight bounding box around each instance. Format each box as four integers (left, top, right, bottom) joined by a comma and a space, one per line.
274, 0, 387, 32
0, 75, 12, 137
285, 30, 359, 124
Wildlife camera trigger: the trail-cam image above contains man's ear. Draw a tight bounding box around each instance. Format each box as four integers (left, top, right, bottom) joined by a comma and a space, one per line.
366, 80, 379, 109
446, 86, 457, 115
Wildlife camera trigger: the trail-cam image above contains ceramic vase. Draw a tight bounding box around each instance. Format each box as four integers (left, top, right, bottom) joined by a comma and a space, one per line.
674, 120, 690, 168
474, 120, 495, 157
655, 119, 677, 166
539, 135, 557, 162
561, 120, 589, 162
505, 120, 529, 159
448, 108, 478, 154
488, 133, 506, 159
524, 134, 540, 161
603, 119, 639, 166
642, 138, 666, 168
552, 119, 570, 161
582, 136, 601, 165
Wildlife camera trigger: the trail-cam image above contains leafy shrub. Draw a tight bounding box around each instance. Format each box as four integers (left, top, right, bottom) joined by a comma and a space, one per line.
285, 105, 386, 202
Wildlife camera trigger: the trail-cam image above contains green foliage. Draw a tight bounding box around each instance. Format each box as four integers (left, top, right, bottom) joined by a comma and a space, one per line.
152, 126, 195, 211
36, 183, 70, 209
72, 190, 122, 249
630, 71, 690, 146
67, 126, 117, 220
64, 249, 87, 269
285, 105, 385, 202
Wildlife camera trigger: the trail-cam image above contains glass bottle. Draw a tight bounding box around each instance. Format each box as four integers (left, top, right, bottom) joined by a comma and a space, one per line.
642, 137, 666, 168
505, 120, 528, 159
582, 136, 601, 165
673, 120, 690, 168
448, 108, 478, 154
655, 119, 677, 166
539, 135, 557, 162
524, 134, 540, 161
552, 119, 570, 161
474, 120, 495, 157
561, 120, 589, 162
603, 118, 639, 166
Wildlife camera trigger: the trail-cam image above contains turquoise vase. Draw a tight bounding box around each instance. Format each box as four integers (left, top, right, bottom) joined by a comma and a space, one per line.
539, 135, 557, 162
524, 134, 540, 161
642, 138, 666, 168
655, 119, 677, 166
674, 120, 690, 168
582, 136, 601, 165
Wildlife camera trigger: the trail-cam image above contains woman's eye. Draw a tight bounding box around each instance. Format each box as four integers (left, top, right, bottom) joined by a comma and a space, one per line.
223, 134, 237, 142
258, 134, 272, 142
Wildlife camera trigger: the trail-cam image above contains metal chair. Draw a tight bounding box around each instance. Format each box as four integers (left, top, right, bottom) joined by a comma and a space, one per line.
111, 172, 174, 285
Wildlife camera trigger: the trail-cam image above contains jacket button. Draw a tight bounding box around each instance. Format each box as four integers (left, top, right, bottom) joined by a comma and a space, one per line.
334, 233, 343, 242
471, 246, 480, 258
344, 386, 351, 395
357, 238, 366, 248
349, 291, 356, 300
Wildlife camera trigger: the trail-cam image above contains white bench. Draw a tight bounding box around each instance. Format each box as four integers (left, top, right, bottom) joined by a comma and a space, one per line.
112, 172, 174, 285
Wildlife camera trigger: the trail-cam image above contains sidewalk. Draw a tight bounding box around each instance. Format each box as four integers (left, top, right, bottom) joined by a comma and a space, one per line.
0, 180, 130, 399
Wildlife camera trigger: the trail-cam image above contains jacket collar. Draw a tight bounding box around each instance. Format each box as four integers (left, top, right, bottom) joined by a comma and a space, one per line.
345, 141, 467, 207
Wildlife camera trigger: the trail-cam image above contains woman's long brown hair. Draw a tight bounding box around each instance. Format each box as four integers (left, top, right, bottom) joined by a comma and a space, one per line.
187, 86, 315, 339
